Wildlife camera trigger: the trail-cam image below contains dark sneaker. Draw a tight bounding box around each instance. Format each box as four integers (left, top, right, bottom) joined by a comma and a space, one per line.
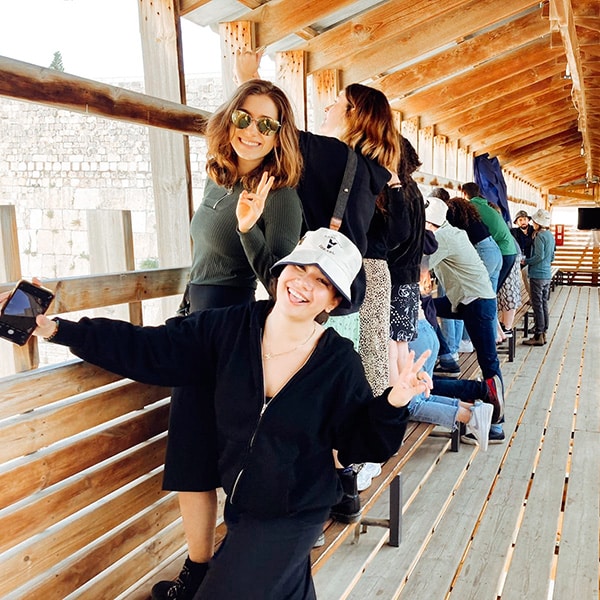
330, 467, 362, 523
151, 557, 208, 600
462, 427, 506, 446
501, 325, 513, 338
434, 358, 461, 378
465, 401, 494, 451
485, 375, 504, 424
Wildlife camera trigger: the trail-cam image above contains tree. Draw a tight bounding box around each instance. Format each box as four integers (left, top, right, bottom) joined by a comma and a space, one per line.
49, 51, 64, 72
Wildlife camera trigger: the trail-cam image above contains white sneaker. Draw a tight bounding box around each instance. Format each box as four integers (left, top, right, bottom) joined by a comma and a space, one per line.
465, 401, 493, 452
356, 462, 382, 491
459, 340, 474, 353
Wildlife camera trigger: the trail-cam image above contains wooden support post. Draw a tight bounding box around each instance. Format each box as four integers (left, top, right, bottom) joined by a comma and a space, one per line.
433, 134, 447, 180
0, 205, 38, 375
219, 21, 254, 99
401, 117, 419, 155
275, 51, 306, 129
87, 210, 142, 325
457, 145, 470, 183
418, 126, 435, 176
309, 69, 338, 133
446, 139, 459, 184
138, 0, 193, 317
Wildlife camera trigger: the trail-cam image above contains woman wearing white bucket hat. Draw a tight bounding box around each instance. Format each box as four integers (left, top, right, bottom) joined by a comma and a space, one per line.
523, 209, 555, 346
19, 229, 432, 600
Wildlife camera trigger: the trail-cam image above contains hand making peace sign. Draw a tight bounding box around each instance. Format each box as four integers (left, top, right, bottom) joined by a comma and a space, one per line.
236, 171, 275, 233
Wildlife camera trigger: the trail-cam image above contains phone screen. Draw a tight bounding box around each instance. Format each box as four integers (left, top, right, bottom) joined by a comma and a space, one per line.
0, 282, 54, 345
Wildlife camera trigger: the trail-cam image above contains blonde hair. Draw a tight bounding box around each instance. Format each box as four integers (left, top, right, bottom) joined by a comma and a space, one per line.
341, 83, 400, 171
206, 80, 303, 190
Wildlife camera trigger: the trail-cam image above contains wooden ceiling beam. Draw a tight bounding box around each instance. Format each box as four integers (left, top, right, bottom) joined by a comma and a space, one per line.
300, 0, 472, 75
394, 39, 562, 120
374, 8, 548, 101
336, 0, 542, 86
438, 83, 571, 138
486, 119, 580, 158
550, 0, 593, 177
407, 60, 564, 130
498, 131, 582, 162
178, 0, 211, 16
240, 0, 358, 48
475, 116, 577, 157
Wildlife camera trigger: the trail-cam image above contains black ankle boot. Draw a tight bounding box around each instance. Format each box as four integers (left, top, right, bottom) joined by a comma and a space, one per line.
151, 556, 209, 600
330, 467, 362, 524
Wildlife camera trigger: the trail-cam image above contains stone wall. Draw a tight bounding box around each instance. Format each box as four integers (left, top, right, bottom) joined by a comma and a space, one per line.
0, 76, 224, 280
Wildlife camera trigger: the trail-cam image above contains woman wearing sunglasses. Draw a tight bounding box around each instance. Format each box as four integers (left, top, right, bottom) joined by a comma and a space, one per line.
154, 79, 305, 600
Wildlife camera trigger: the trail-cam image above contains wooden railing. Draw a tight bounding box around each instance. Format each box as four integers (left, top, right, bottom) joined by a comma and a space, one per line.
0, 269, 191, 599
550, 226, 599, 286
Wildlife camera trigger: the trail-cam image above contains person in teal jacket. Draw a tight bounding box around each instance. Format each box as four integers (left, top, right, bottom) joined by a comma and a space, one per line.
523, 209, 556, 346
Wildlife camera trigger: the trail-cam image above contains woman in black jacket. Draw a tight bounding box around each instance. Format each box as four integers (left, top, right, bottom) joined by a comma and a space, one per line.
20, 229, 431, 600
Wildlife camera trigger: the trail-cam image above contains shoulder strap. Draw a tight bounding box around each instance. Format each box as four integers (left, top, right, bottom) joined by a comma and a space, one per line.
329, 147, 358, 231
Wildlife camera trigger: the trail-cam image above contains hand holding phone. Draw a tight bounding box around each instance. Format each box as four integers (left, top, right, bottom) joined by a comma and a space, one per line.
0, 280, 55, 346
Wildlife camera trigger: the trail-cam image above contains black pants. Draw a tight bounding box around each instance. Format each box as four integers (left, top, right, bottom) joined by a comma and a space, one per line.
194, 503, 325, 600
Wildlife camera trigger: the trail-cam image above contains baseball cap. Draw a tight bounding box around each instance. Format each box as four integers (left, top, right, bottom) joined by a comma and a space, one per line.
424, 196, 448, 226
271, 228, 362, 309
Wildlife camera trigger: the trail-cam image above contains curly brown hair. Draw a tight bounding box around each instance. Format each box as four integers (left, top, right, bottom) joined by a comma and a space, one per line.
445, 196, 483, 229
206, 80, 303, 191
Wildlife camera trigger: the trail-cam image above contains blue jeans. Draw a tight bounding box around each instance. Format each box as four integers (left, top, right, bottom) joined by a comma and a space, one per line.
474, 236, 502, 292
439, 318, 464, 357
529, 278, 551, 334
408, 320, 460, 430
434, 296, 502, 383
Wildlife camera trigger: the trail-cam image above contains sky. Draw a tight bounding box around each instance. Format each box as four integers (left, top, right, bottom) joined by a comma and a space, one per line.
0, 0, 223, 79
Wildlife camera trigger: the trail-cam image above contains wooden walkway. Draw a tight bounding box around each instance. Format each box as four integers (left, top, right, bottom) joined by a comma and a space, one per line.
313, 285, 599, 600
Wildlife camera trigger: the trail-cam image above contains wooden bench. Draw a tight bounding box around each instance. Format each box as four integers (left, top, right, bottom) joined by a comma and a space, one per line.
0, 270, 190, 600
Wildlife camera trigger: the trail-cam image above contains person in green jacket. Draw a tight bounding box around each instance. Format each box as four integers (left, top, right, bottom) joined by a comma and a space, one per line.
461, 182, 517, 292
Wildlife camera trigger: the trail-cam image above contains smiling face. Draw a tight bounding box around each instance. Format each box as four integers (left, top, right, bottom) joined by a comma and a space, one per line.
320, 91, 349, 138
229, 93, 279, 175
275, 264, 341, 320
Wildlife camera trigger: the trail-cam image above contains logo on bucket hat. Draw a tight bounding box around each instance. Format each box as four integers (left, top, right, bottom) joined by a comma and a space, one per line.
271, 228, 362, 309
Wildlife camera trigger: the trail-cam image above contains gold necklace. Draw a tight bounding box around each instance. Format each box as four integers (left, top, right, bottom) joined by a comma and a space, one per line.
262, 323, 317, 360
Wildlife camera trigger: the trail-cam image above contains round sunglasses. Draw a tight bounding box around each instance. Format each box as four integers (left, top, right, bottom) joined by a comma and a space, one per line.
231, 109, 281, 136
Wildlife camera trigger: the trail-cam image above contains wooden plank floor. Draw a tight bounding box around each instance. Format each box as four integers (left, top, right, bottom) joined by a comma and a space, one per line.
314, 285, 599, 600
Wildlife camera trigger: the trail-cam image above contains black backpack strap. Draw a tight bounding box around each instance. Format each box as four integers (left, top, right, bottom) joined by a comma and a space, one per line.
329, 147, 358, 231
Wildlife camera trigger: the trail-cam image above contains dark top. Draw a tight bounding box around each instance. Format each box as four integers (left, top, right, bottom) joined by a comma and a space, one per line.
445, 204, 491, 246
50, 301, 409, 519
298, 131, 390, 312
511, 225, 534, 259
387, 180, 425, 285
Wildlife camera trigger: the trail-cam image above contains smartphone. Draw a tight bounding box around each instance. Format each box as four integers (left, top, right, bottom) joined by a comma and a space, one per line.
0, 280, 55, 346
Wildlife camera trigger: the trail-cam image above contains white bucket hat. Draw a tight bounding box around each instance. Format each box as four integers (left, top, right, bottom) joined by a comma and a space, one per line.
531, 208, 551, 228
271, 228, 362, 308
424, 196, 448, 226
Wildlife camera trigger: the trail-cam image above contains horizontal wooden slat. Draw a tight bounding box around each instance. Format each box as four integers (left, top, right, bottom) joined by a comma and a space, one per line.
0, 437, 166, 554
0, 402, 169, 510
0, 471, 170, 597
0, 381, 170, 463
0, 359, 120, 420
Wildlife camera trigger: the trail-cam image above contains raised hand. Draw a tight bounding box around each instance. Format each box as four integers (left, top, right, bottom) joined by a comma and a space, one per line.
387, 350, 432, 408
233, 47, 264, 85
236, 171, 275, 233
